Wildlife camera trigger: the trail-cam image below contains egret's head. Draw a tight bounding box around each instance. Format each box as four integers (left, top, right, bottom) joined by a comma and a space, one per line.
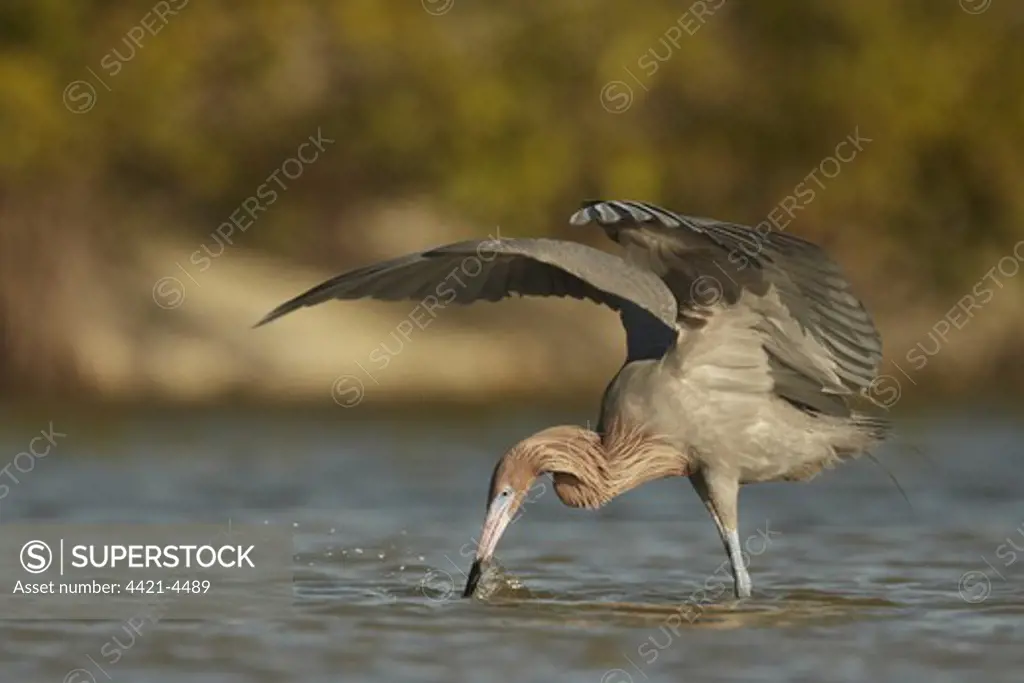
462, 447, 539, 597
462, 425, 601, 597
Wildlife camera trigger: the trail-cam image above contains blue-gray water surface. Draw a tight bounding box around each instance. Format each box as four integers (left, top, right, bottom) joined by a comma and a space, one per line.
0, 410, 1021, 682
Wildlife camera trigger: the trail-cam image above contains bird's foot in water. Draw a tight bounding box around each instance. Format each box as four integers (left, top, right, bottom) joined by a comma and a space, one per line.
734, 574, 752, 599
724, 528, 752, 599
731, 562, 752, 599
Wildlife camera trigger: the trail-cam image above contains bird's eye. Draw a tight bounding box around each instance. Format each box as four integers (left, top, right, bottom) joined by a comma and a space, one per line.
499, 488, 512, 498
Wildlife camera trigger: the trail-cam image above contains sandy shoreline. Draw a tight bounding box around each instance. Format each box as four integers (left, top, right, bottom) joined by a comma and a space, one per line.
8, 232, 1024, 409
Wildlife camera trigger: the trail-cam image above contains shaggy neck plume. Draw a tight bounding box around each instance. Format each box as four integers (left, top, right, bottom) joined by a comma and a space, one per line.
516, 424, 691, 509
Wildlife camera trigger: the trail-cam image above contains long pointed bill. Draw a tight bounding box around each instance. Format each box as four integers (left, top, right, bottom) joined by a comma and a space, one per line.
463, 495, 514, 597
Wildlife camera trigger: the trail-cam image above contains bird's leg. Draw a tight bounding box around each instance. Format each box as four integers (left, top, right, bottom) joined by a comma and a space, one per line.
690, 470, 751, 599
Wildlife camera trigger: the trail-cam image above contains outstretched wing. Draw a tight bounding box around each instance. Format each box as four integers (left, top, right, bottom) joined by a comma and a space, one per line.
255, 238, 681, 352
570, 199, 882, 416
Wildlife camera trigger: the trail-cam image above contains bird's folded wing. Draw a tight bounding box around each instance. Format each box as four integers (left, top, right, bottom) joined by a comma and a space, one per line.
570, 200, 883, 414
255, 237, 680, 336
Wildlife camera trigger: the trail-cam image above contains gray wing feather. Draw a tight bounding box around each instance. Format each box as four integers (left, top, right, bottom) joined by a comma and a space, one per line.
570, 199, 882, 415
255, 238, 681, 347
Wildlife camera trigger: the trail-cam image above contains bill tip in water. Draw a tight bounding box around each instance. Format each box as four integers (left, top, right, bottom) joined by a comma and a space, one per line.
463, 559, 483, 598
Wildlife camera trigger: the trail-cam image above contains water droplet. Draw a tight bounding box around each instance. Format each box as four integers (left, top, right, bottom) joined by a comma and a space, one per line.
377, 553, 385, 560
329, 528, 336, 534
354, 548, 364, 555
417, 555, 425, 562
292, 522, 300, 528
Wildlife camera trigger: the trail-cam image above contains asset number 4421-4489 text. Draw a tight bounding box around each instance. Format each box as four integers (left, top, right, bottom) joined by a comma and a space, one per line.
125, 579, 210, 594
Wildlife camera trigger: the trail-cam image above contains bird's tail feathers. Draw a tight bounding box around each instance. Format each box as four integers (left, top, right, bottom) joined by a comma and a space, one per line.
851, 412, 916, 513
852, 412, 892, 443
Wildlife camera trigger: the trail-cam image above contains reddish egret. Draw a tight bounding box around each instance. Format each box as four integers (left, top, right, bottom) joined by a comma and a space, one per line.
257, 200, 887, 599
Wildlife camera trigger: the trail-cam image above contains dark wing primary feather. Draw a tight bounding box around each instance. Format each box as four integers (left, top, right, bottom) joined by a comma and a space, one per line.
570, 199, 883, 416
255, 238, 681, 350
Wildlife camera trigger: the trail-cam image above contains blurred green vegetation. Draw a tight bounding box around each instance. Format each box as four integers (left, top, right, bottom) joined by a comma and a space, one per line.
0, 0, 1022, 392
3, 1, 1022, 262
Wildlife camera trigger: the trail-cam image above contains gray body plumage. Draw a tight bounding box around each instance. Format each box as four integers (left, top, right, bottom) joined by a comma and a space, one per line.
570, 201, 886, 484
257, 199, 888, 598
